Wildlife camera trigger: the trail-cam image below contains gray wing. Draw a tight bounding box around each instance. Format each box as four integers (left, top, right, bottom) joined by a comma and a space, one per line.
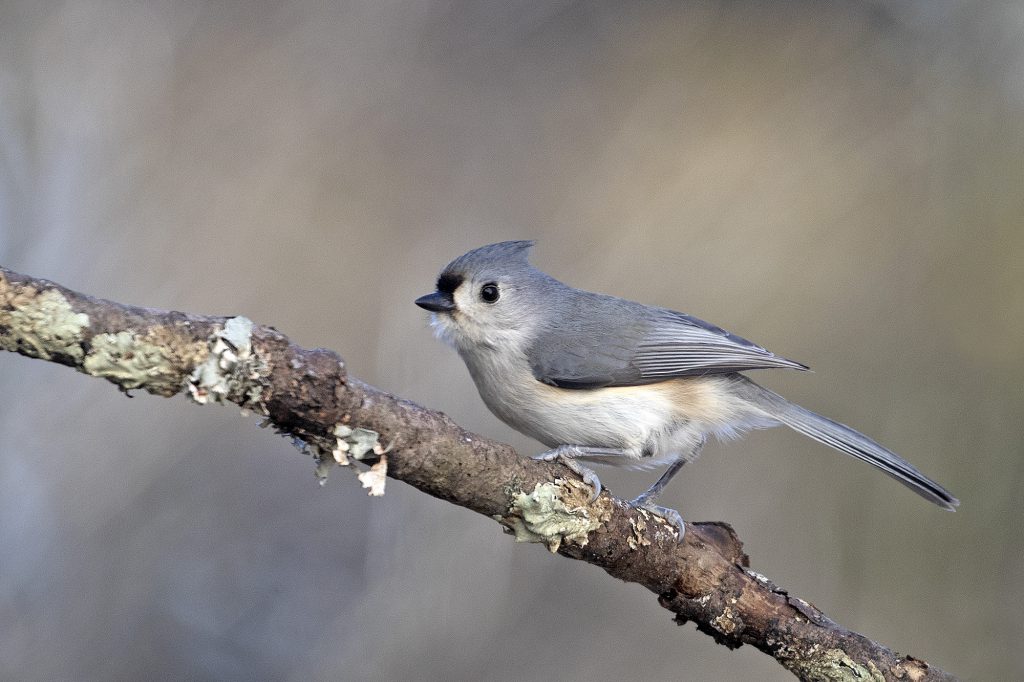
528, 303, 808, 389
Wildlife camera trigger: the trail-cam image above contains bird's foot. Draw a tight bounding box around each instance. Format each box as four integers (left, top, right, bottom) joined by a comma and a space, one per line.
629, 496, 686, 541
533, 445, 602, 502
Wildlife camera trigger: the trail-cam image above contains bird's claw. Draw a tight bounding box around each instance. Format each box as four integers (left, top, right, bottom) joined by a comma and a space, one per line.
630, 498, 686, 541
577, 468, 602, 503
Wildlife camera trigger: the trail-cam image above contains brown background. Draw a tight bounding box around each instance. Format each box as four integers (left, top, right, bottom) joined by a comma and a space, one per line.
1, 2, 1021, 680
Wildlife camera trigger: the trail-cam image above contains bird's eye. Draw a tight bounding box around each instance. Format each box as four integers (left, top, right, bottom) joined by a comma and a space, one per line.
480, 283, 500, 303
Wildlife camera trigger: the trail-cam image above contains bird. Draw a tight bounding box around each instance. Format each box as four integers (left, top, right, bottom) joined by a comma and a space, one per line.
415, 240, 958, 537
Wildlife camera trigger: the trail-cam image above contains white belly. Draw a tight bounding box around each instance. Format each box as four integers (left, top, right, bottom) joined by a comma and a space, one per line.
460, 348, 764, 467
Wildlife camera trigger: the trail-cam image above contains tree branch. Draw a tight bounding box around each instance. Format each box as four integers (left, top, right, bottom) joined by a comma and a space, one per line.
0, 265, 956, 681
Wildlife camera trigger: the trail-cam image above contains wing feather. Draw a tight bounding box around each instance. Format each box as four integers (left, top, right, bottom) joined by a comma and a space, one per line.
528, 299, 807, 389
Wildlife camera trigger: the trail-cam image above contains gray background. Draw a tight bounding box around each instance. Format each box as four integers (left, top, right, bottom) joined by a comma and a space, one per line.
1, 2, 1021, 680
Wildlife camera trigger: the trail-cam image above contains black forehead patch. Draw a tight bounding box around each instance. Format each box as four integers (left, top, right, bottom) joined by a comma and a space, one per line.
436, 272, 464, 295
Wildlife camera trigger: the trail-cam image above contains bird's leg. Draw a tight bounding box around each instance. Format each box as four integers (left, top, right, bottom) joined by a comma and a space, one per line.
533, 445, 626, 502
630, 458, 687, 507
629, 439, 704, 540
629, 459, 687, 539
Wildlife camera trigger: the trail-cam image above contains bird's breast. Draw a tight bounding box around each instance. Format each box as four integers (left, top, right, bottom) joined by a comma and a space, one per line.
459, 349, 740, 459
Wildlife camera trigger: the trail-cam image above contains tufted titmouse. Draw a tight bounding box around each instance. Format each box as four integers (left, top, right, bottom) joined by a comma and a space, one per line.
415, 241, 958, 535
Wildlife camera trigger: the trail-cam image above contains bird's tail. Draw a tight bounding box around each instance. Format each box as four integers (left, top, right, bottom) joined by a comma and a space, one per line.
736, 377, 959, 510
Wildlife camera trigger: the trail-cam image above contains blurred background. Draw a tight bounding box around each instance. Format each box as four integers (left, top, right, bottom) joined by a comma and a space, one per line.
1, 1, 1021, 680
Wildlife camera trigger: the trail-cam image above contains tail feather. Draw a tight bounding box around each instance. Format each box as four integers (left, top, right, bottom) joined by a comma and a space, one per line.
739, 379, 959, 510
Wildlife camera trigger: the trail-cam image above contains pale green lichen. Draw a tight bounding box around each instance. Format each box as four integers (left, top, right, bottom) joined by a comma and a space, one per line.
788, 648, 886, 682
497, 479, 611, 553
83, 330, 179, 392
332, 425, 383, 462
0, 282, 89, 361
313, 425, 388, 485
187, 316, 266, 408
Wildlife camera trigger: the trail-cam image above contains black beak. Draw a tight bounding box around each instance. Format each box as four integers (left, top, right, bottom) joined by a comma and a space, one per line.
415, 291, 456, 313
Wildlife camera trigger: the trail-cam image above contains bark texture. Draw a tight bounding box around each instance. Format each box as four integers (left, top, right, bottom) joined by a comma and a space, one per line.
0, 265, 957, 681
